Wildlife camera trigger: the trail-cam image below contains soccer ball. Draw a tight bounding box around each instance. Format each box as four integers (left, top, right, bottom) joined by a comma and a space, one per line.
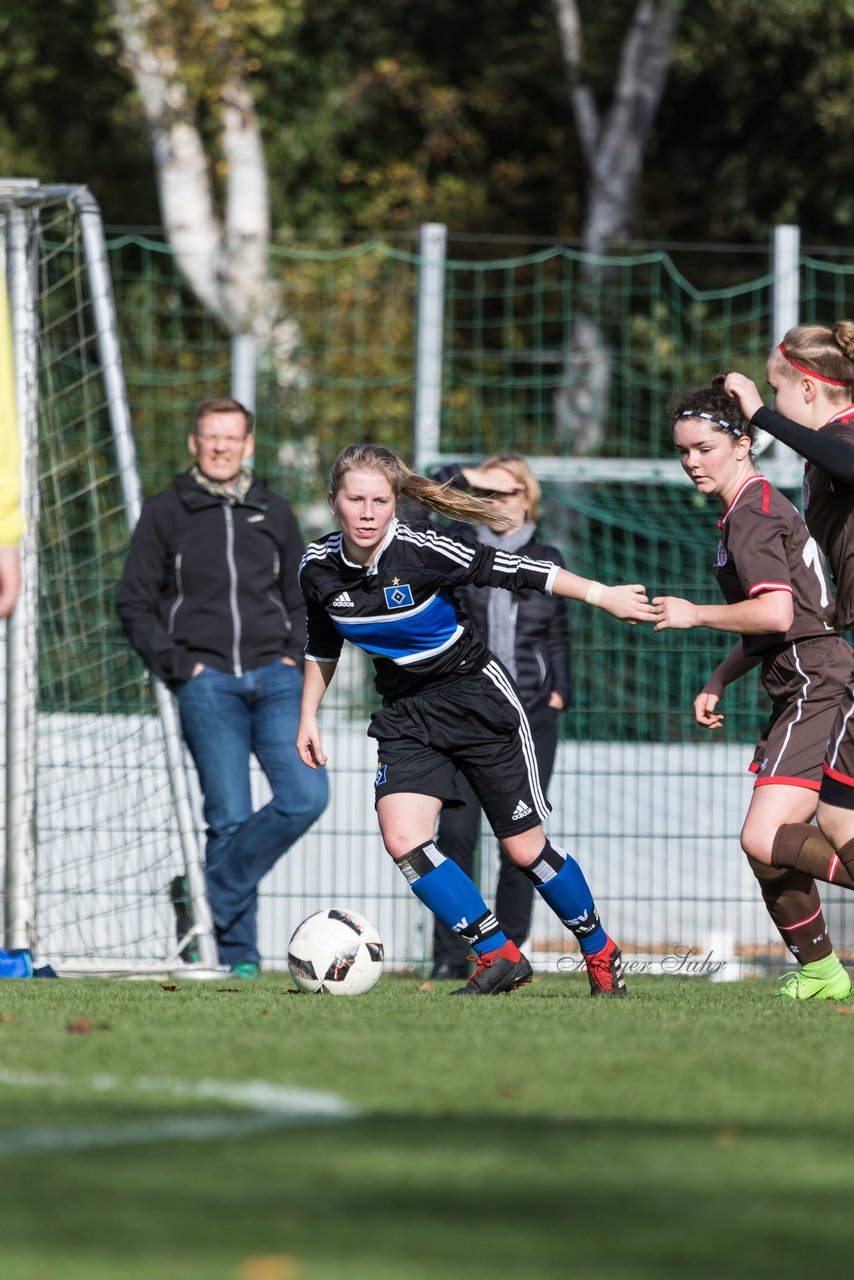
287, 909, 384, 996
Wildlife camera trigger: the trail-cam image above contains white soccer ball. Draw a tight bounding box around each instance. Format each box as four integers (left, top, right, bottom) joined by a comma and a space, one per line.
287, 909, 384, 995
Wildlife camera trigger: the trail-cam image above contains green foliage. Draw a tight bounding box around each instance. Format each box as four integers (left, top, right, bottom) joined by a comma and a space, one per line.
0, 0, 156, 222
652, 0, 854, 243
1, 0, 853, 247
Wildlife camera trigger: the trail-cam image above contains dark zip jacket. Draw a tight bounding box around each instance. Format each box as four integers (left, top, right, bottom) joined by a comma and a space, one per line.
397, 464, 572, 715
116, 470, 306, 686
441, 520, 572, 716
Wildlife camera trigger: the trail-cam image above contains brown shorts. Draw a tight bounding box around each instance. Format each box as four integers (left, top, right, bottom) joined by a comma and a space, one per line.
751, 635, 854, 790
821, 681, 854, 806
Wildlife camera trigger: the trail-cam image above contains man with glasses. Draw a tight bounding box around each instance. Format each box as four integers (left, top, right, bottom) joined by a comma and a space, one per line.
116, 397, 328, 978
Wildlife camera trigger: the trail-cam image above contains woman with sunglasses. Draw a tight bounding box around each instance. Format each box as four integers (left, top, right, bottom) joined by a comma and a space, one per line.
412, 455, 573, 984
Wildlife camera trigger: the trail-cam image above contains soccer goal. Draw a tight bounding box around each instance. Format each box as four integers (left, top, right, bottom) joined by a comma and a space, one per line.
1, 181, 219, 976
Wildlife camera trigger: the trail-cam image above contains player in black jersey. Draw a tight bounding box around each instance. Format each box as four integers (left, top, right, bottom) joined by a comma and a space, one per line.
297, 444, 655, 996
721, 323, 854, 946
652, 383, 853, 1000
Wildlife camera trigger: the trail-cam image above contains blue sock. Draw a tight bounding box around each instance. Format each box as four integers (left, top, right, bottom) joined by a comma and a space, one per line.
525, 842, 607, 955
396, 842, 508, 955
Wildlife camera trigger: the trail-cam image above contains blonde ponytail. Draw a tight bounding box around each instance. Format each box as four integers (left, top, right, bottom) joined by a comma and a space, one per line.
329, 444, 513, 529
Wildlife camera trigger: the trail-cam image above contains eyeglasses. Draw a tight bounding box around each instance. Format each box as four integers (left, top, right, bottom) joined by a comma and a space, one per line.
194, 433, 248, 447
470, 485, 526, 501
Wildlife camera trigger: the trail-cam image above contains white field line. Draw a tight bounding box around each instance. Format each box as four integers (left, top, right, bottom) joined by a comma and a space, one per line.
0, 1068, 356, 1154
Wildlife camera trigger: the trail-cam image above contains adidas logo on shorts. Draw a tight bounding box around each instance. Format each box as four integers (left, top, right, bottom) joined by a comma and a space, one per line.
511, 799, 533, 821
331, 591, 354, 608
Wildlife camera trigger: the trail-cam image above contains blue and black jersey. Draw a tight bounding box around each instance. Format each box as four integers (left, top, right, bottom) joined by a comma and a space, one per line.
298, 518, 559, 701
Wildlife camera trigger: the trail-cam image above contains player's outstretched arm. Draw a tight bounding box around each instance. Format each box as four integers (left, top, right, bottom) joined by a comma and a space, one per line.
551, 567, 653, 624
652, 590, 793, 635
296, 659, 338, 769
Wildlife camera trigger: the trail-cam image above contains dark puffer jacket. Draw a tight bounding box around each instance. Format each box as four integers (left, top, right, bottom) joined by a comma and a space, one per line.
116, 471, 306, 686
400, 464, 572, 716
443, 519, 572, 717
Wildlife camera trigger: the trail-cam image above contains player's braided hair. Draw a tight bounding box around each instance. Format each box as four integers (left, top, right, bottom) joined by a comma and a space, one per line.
775, 321, 854, 399
667, 381, 756, 445
329, 444, 513, 528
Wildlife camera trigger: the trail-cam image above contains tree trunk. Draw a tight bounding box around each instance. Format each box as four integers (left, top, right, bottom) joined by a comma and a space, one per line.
552, 0, 679, 450
111, 0, 302, 392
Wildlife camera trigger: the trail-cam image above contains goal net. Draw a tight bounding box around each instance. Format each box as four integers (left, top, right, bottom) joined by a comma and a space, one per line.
1, 182, 216, 975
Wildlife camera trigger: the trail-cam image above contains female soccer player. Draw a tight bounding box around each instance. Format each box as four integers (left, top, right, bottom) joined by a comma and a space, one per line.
652, 382, 854, 999
297, 444, 654, 997
724, 324, 854, 889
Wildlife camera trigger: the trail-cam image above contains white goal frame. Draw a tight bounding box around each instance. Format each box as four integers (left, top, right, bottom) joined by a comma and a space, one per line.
1, 180, 219, 975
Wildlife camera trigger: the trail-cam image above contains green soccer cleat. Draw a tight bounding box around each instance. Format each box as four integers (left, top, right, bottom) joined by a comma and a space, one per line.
778, 955, 852, 1001
230, 961, 261, 981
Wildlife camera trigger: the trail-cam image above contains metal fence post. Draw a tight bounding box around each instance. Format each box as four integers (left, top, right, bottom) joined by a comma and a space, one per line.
772, 224, 801, 344
413, 223, 447, 474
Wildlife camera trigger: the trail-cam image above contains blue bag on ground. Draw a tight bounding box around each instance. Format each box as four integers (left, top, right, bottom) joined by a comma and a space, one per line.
0, 948, 34, 978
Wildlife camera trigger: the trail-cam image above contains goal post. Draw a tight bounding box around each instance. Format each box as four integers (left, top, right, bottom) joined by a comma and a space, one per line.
1, 180, 218, 975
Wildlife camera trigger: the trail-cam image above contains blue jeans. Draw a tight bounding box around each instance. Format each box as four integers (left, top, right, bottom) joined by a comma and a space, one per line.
177, 660, 329, 968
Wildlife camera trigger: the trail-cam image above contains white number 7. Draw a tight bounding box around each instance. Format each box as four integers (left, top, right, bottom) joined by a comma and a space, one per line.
802, 537, 829, 608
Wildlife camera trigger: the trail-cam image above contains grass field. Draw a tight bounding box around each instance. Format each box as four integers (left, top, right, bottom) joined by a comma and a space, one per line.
2, 968, 854, 1280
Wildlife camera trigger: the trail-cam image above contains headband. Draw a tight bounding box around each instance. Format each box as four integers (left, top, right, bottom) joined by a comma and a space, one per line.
674, 409, 747, 438
778, 342, 850, 387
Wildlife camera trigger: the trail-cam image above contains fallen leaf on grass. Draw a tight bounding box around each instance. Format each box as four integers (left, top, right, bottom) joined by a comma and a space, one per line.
159, 983, 178, 992
836, 1006, 854, 1015
65, 1018, 111, 1034
236, 1254, 299, 1280
0, 1013, 14, 1023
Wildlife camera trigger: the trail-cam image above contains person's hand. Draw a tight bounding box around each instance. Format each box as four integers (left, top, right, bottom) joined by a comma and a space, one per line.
599, 583, 655, 624
296, 715, 327, 769
723, 372, 764, 420
548, 691, 566, 710
191, 662, 205, 677
694, 686, 725, 730
651, 596, 700, 631
0, 546, 21, 619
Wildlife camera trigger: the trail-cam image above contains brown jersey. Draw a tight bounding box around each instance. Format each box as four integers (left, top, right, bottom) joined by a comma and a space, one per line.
802, 407, 854, 628
714, 473, 836, 658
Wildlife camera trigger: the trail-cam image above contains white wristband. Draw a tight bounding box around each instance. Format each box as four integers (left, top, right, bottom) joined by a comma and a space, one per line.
585, 581, 605, 607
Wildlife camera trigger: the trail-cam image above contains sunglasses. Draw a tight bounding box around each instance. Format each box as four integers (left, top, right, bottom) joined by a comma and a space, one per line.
470, 486, 526, 500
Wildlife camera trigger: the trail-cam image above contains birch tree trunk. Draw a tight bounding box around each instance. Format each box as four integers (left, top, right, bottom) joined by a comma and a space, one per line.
111, 0, 302, 397
552, 0, 679, 450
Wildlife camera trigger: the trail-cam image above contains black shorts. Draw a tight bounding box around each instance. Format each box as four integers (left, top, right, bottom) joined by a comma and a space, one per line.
367, 658, 551, 839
